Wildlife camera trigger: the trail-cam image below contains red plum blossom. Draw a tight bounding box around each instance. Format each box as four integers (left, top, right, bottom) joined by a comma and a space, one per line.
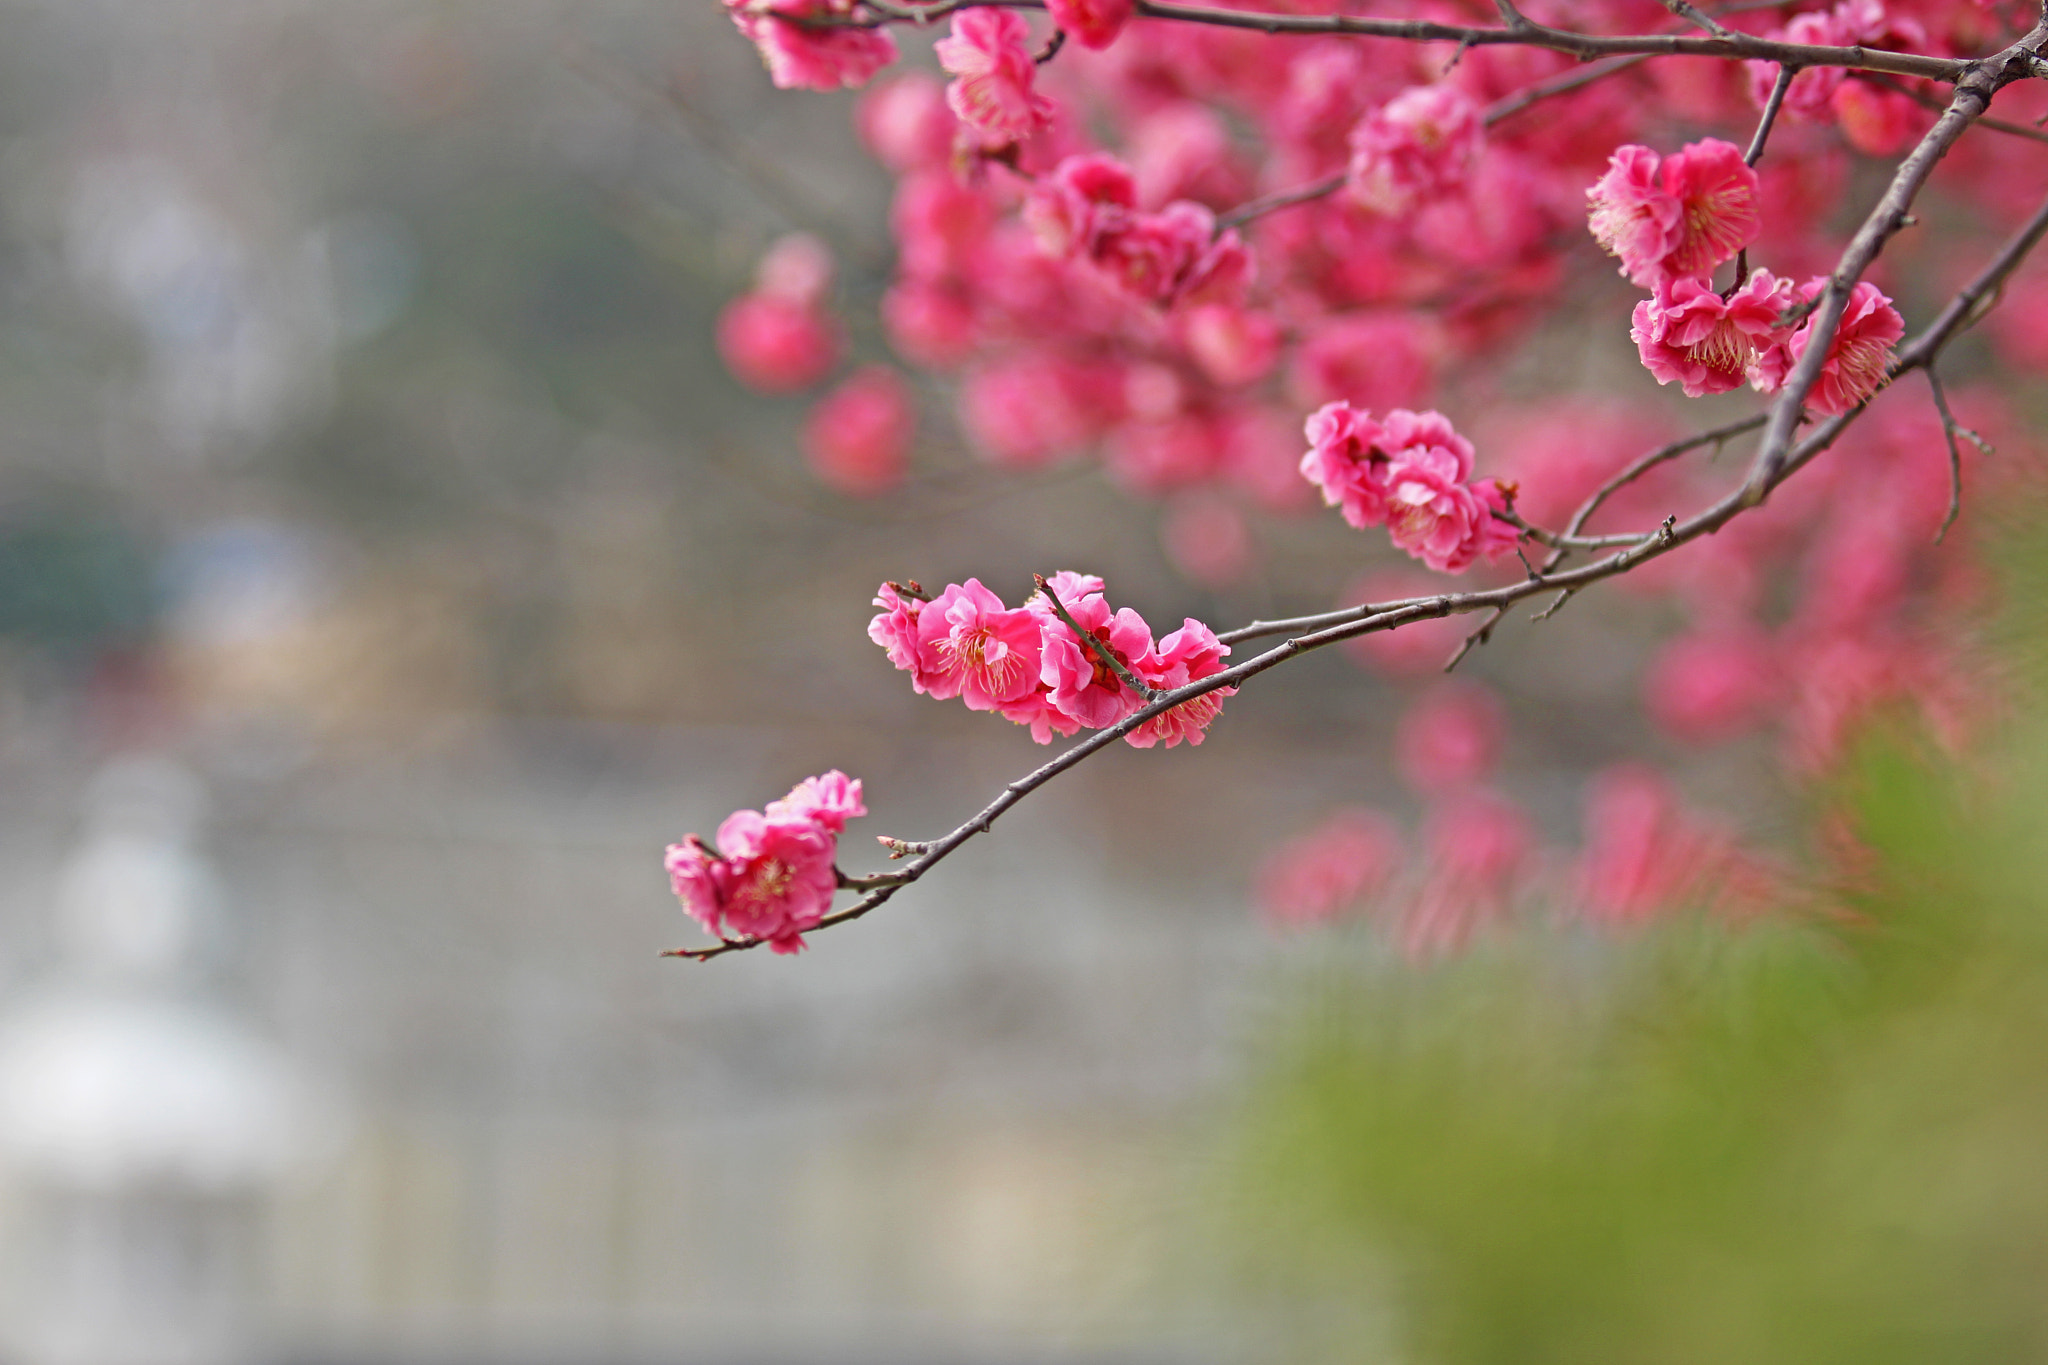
935, 9, 1054, 149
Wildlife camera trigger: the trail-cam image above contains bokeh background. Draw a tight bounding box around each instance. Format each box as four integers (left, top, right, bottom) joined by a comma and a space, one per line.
0, 0, 2040, 1362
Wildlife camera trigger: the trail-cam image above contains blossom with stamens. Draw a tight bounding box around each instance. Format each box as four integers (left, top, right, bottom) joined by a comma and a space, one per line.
1588, 139, 1760, 288
915, 578, 1047, 710
1039, 587, 1155, 729
1127, 618, 1233, 749
1632, 270, 1794, 398
666, 805, 840, 955
1781, 278, 1904, 415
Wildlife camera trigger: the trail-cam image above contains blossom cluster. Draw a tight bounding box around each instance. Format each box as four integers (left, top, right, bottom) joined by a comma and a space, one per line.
665, 771, 867, 954
1591, 138, 1903, 412
868, 572, 1234, 748
1298, 405, 1519, 574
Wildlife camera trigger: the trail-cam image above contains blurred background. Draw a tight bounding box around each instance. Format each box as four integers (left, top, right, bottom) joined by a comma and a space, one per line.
0, 0, 2040, 1362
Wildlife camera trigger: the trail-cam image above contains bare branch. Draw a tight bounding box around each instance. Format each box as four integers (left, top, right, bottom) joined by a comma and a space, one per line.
1215, 172, 1347, 230
1746, 64, 1798, 165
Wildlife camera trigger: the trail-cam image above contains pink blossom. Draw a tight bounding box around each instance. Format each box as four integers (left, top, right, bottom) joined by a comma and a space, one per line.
1090, 201, 1215, 304
1040, 589, 1154, 729
1384, 454, 1515, 575
1783, 278, 1903, 415
1126, 617, 1234, 748
857, 72, 956, 173
1395, 682, 1504, 795
1129, 104, 1244, 209
1300, 403, 1470, 529
716, 293, 839, 393
1346, 83, 1484, 216
916, 578, 1048, 710
1047, 0, 1133, 50
1256, 808, 1401, 928
1023, 154, 1139, 260
934, 9, 1054, 150
767, 769, 868, 833
665, 803, 841, 954
1644, 626, 1781, 744
867, 581, 940, 692
803, 366, 915, 496
1106, 414, 1222, 493
754, 233, 835, 306
725, 0, 899, 92
1631, 271, 1793, 399
1587, 139, 1760, 288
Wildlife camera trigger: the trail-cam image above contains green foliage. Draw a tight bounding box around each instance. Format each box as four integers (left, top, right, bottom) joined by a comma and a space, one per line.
1226, 722, 2048, 1363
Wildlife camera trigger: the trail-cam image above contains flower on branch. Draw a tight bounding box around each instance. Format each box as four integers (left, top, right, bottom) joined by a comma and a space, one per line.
1046, 0, 1134, 51
1588, 139, 1760, 289
724, 0, 898, 92
1300, 404, 1514, 574
1631, 270, 1795, 398
666, 772, 867, 954
1781, 278, 1904, 415
935, 9, 1054, 150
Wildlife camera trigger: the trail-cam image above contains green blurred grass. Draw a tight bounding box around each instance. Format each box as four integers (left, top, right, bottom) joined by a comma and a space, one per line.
1220, 521, 2048, 1364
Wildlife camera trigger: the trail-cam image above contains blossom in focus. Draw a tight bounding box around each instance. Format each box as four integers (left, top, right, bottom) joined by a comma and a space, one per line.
1385, 460, 1516, 575
725, 0, 899, 91
803, 366, 915, 496
868, 581, 941, 693
916, 578, 1048, 710
1047, 0, 1133, 50
767, 769, 868, 833
1631, 270, 1793, 398
1346, 83, 1484, 216
1781, 278, 1904, 415
1301, 404, 1471, 530
1126, 617, 1234, 749
1588, 138, 1760, 288
1040, 589, 1155, 729
1257, 807, 1401, 928
935, 9, 1054, 149
665, 790, 846, 955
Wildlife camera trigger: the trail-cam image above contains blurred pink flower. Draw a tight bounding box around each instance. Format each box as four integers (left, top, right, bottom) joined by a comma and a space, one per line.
1256, 807, 1401, 928
1161, 495, 1254, 589
1047, 0, 1133, 49
803, 366, 915, 496
857, 72, 957, 172
1395, 682, 1505, 795
1346, 83, 1484, 216
716, 293, 839, 393
1644, 626, 1781, 744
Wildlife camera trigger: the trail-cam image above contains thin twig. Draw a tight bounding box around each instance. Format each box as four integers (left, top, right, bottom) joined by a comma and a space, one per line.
1033, 574, 1157, 701
1215, 173, 1347, 230
1854, 70, 2048, 145
1747, 64, 1799, 164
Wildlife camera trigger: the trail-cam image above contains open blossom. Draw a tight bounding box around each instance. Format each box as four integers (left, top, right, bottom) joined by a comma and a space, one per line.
868, 580, 932, 687
1385, 460, 1518, 575
1046, 0, 1133, 50
1588, 139, 1760, 288
1781, 278, 1904, 415
666, 773, 862, 954
934, 9, 1053, 149
1301, 404, 1469, 529
725, 0, 898, 92
916, 578, 1047, 710
1346, 83, 1483, 216
1257, 808, 1401, 928
1632, 270, 1794, 398
767, 769, 867, 833
1041, 590, 1155, 730
1126, 618, 1234, 749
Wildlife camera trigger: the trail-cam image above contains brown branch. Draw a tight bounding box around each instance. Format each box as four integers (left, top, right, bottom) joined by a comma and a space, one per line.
1743, 25, 2047, 500
1747, 63, 1798, 165
1033, 574, 1157, 701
